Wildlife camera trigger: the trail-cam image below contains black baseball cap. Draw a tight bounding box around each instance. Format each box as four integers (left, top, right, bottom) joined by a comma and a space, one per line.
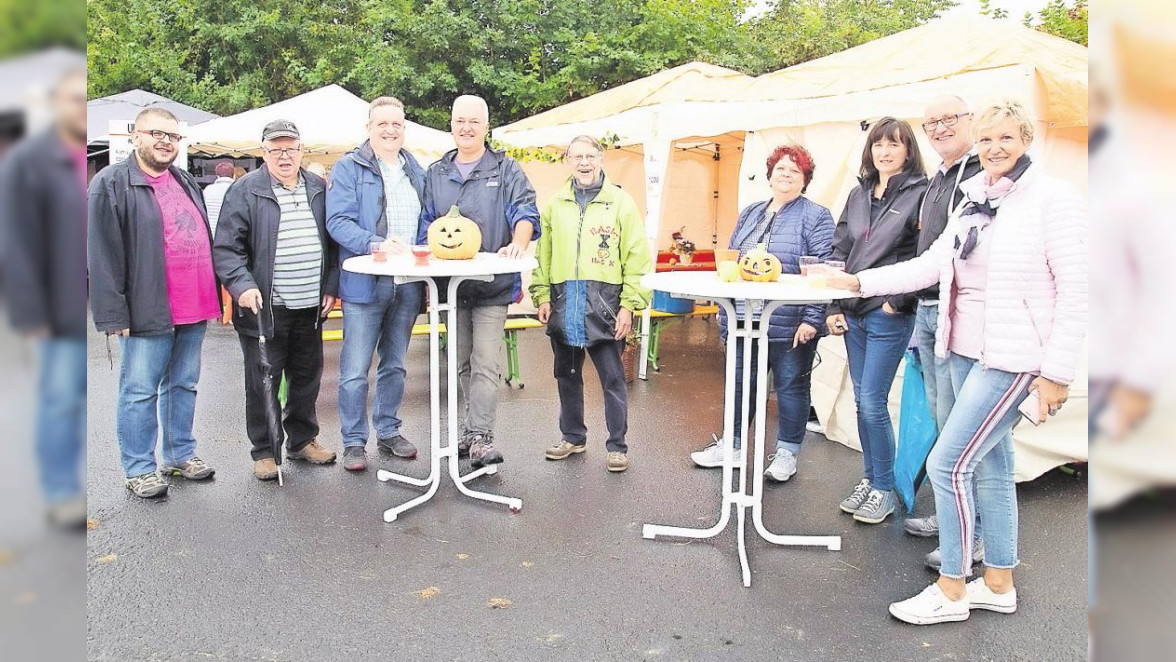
261, 119, 300, 141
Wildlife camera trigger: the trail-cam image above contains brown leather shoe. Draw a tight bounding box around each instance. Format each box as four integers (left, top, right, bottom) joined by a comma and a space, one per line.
287, 440, 336, 464
253, 458, 279, 481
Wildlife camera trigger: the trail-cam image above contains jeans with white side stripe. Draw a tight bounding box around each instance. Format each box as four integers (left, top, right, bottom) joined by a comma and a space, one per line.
927, 352, 1033, 579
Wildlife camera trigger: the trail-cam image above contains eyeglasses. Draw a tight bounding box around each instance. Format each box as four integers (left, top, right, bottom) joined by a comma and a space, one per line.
567, 153, 602, 163
262, 146, 303, 158
136, 129, 185, 143
922, 113, 971, 132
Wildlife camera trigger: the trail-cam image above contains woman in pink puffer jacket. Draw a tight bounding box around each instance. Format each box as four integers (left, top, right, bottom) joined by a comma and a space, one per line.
824, 100, 1086, 626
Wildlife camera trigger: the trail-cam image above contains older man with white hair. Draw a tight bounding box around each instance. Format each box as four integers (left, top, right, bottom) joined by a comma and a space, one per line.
902, 95, 986, 549
419, 95, 540, 468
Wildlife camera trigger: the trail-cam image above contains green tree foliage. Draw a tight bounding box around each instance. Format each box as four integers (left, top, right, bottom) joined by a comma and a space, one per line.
744, 0, 957, 72
87, 0, 959, 129
1027, 0, 1087, 46
0, 0, 86, 57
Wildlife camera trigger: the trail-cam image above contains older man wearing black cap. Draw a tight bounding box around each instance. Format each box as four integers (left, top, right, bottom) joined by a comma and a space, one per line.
213, 120, 340, 480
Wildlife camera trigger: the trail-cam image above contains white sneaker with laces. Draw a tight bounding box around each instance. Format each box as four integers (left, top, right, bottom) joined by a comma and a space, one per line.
690, 435, 743, 469
965, 577, 1017, 613
889, 583, 971, 625
764, 449, 797, 482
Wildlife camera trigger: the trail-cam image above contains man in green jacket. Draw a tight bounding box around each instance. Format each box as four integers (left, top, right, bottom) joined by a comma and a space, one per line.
530, 135, 652, 473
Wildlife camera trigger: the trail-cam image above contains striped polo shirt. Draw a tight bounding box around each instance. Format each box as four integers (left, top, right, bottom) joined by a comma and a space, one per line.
270, 174, 323, 310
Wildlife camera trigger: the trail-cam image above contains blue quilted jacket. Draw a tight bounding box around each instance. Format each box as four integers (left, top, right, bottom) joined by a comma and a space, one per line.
719, 196, 835, 344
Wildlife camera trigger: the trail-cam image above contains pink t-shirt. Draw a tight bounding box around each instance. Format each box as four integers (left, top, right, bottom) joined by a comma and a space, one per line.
144, 170, 220, 325
948, 224, 994, 360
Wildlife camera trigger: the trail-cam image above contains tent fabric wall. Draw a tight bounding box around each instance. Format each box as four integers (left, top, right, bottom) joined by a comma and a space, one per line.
186, 85, 454, 164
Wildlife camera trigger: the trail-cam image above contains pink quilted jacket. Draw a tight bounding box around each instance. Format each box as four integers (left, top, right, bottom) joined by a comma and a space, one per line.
856, 166, 1086, 385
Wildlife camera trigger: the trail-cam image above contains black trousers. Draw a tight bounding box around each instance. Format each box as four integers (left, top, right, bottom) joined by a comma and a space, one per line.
551, 337, 628, 453
238, 305, 323, 460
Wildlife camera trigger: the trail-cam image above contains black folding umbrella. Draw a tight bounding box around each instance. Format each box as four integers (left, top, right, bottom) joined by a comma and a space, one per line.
257, 334, 284, 486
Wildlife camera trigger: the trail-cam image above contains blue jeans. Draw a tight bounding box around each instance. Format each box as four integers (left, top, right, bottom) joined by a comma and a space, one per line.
36, 338, 86, 502
914, 302, 953, 430
928, 353, 1033, 578
844, 307, 915, 492
338, 278, 423, 447
116, 322, 207, 478
730, 337, 818, 456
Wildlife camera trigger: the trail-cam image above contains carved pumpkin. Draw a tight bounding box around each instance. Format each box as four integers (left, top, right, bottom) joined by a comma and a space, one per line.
738, 243, 781, 282
427, 206, 482, 260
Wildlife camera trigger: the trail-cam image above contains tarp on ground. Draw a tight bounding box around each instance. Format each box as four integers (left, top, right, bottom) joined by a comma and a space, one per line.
186, 84, 455, 164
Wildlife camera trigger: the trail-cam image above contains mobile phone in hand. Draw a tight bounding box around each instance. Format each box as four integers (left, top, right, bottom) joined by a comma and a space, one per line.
1018, 389, 1043, 426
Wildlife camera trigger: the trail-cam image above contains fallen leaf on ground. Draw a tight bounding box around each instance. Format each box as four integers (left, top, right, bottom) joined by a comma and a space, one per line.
0, 550, 13, 566
96, 554, 118, 564
412, 586, 440, 600
15, 592, 36, 604
521, 561, 534, 568
456, 554, 470, 560
86, 519, 99, 530
488, 598, 513, 609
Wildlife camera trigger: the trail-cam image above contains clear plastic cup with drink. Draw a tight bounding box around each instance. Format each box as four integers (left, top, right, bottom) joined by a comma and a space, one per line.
370, 241, 387, 262
799, 256, 819, 276
412, 245, 431, 266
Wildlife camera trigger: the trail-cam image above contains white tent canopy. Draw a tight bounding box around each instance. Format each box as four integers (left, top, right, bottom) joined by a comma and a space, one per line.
88, 89, 218, 144
186, 84, 454, 164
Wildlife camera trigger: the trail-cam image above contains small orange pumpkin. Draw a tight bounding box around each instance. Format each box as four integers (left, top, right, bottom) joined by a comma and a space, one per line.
738, 243, 782, 282
427, 205, 482, 260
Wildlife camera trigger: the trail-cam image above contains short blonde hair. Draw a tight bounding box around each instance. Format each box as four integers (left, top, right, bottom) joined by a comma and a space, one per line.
369, 96, 405, 117
973, 100, 1035, 144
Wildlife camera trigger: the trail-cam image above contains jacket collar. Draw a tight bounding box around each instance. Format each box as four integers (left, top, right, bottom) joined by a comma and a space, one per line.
858, 170, 925, 195
351, 139, 423, 174
438, 143, 504, 171
554, 173, 619, 204
125, 152, 185, 188
246, 164, 325, 198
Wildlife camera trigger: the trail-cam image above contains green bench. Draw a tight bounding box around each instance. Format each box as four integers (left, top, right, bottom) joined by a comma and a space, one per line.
636, 304, 721, 372
321, 313, 544, 388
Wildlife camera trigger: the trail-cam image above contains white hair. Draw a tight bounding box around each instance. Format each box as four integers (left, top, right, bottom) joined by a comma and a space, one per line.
451, 95, 489, 122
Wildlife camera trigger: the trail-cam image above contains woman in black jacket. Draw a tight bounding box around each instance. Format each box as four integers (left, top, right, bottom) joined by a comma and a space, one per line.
826, 117, 928, 525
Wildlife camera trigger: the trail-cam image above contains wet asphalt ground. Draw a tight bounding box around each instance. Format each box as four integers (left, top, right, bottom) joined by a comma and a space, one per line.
83, 317, 1088, 661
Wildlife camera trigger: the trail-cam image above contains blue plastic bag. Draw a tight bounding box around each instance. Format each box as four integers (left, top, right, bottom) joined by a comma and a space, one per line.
894, 349, 938, 513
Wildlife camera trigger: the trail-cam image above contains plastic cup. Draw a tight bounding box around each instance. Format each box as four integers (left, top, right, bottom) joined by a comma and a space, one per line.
824, 260, 846, 271
412, 245, 431, 266
370, 241, 387, 263
714, 248, 739, 263
799, 256, 819, 276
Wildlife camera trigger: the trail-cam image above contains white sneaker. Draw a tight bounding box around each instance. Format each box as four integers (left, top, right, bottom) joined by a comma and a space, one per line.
889, 583, 971, 625
805, 420, 825, 434
764, 449, 797, 482
690, 435, 743, 469
965, 577, 1017, 614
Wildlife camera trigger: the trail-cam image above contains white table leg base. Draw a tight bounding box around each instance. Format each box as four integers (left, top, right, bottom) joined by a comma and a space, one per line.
376, 469, 434, 488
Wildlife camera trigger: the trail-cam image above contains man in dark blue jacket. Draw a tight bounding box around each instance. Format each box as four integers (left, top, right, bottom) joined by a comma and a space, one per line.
326, 97, 428, 472
419, 95, 540, 467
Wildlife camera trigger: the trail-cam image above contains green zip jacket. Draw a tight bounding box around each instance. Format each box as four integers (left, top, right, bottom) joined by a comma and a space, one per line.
530, 175, 652, 347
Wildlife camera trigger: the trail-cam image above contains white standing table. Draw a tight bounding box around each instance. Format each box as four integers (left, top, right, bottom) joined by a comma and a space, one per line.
342, 252, 538, 522
640, 271, 857, 587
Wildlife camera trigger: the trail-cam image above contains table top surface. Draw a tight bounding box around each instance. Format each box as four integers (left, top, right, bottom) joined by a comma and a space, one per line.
343, 252, 539, 278
642, 270, 859, 304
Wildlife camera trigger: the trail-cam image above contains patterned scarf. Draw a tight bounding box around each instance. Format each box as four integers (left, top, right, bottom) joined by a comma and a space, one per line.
954, 155, 1032, 259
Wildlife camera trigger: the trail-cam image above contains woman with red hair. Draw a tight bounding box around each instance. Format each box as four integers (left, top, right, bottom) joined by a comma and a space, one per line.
690, 144, 834, 484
